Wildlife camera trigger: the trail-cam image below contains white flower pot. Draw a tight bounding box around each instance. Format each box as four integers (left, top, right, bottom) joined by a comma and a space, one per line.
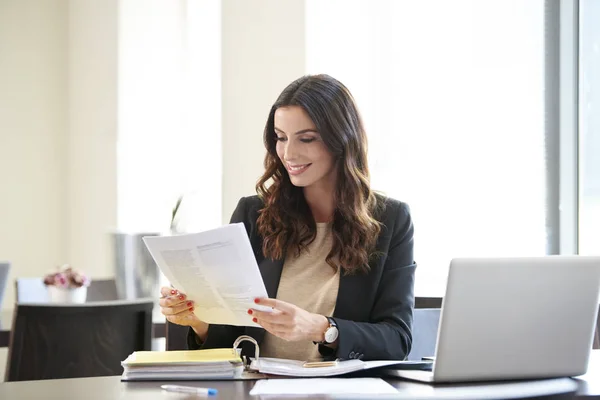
47, 286, 88, 304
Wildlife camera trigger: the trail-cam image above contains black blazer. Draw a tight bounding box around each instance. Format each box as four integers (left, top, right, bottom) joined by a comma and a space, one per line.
187, 195, 416, 361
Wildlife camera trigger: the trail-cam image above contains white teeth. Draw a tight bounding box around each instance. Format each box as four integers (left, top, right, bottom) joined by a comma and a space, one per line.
289, 164, 308, 171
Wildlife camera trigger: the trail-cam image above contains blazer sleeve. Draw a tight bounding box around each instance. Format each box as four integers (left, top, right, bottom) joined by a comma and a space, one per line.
187, 197, 249, 350
321, 202, 416, 360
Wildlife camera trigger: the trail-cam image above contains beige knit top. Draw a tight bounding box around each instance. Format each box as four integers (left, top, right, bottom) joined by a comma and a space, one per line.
260, 223, 340, 361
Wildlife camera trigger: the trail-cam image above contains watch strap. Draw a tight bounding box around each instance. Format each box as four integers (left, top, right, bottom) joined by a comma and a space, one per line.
313, 317, 337, 345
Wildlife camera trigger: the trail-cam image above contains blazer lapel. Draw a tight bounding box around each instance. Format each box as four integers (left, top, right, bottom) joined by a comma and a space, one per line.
259, 257, 284, 299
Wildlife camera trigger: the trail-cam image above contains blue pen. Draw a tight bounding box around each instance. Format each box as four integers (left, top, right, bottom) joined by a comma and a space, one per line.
161, 384, 218, 396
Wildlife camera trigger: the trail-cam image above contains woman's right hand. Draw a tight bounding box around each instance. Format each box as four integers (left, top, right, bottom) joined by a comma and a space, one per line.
159, 286, 209, 340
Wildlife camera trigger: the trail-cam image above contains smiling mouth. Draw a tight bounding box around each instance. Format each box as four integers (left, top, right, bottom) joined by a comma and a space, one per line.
287, 163, 311, 175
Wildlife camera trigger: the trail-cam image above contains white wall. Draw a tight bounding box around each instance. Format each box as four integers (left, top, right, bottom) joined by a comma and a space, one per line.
0, 0, 68, 309
221, 0, 306, 223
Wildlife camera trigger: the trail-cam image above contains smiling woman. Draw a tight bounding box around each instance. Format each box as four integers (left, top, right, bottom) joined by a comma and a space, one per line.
158, 74, 416, 362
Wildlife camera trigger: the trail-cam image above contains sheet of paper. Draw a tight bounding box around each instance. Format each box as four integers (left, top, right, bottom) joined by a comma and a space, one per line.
143, 223, 270, 327
249, 378, 398, 395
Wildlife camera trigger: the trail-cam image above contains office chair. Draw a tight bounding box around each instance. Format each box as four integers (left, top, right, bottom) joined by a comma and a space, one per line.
407, 296, 443, 361
86, 279, 119, 302
15, 278, 47, 303
0, 262, 10, 308
594, 309, 600, 350
5, 298, 153, 381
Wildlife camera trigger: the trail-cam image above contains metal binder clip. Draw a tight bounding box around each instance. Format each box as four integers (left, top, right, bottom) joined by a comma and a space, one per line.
232, 335, 260, 372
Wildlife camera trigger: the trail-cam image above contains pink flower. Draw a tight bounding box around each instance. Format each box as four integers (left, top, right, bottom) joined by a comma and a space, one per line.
43, 264, 91, 289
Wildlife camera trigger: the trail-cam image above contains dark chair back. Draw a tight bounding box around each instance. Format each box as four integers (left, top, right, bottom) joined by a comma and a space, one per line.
5, 298, 153, 381
407, 296, 443, 361
415, 296, 443, 309
166, 320, 190, 351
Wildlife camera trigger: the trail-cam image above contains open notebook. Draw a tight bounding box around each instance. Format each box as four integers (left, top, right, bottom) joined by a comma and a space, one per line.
121, 335, 428, 381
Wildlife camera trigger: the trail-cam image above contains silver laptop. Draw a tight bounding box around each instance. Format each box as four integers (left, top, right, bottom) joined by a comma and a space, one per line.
389, 256, 600, 383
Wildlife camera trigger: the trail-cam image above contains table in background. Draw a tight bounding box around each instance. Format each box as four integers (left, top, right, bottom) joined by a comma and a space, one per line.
1, 351, 598, 400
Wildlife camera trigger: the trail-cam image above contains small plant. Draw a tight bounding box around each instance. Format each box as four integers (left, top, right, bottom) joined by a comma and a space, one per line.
43, 264, 91, 289
170, 195, 184, 233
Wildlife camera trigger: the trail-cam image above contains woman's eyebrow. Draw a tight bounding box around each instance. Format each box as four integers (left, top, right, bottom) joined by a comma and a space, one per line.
274, 127, 319, 135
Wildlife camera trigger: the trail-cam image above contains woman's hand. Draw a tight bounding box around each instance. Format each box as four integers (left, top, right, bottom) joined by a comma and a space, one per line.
159, 286, 209, 340
249, 298, 331, 343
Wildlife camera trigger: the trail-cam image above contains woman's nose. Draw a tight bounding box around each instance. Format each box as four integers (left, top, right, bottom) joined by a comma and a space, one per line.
284, 141, 298, 161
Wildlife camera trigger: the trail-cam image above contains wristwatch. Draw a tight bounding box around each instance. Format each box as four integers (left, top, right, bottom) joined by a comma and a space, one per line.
315, 317, 339, 345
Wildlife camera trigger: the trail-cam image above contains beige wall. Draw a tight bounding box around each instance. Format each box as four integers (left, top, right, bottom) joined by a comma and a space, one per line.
221, 0, 306, 223
0, 0, 118, 310
66, 0, 118, 281
0, 0, 68, 309
0, 0, 306, 309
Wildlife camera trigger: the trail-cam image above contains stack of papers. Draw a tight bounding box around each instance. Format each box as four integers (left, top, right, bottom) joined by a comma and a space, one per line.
121, 349, 244, 381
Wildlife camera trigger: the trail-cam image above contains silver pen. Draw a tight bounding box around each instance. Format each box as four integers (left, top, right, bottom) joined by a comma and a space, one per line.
160, 384, 218, 396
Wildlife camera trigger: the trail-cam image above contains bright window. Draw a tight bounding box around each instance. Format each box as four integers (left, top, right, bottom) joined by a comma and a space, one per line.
306, 0, 546, 294
117, 0, 221, 234
579, 0, 600, 255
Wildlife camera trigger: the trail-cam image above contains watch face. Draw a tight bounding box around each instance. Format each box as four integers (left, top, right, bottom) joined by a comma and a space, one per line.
324, 326, 339, 343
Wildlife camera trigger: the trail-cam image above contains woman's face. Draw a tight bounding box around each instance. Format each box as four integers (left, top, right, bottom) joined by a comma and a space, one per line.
274, 106, 336, 190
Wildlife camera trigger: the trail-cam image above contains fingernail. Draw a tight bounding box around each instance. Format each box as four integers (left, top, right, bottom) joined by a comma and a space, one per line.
247, 309, 253, 315
252, 317, 257, 323
189, 307, 194, 311
179, 294, 185, 300
187, 302, 193, 307
170, 290, 177, 295
254, 298, 260, 304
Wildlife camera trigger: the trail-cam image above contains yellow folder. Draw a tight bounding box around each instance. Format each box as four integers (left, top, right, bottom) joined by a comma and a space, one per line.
123, 349, 242, 365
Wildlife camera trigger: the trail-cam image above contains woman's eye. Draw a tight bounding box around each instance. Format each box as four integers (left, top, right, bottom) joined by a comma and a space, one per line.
275, 136, 287, 142
300, 138, 315, 143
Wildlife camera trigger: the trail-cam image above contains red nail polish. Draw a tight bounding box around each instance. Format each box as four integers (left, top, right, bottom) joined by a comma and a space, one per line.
189, 307, 194, 311
179, 294, 185, 300
254, 298, 260, 304
252, 317, 257, 323
187, 302, 192, 307
170, 290, 177, 295
247, 309, 253, 315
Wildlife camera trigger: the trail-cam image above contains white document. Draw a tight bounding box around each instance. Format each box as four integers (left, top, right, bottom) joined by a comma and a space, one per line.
251, 357, 407, 377
249, 378, 398, 395
143, 223, 270, 327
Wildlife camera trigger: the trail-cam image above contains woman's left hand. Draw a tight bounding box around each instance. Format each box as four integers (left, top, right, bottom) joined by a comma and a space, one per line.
249, 298, 330, 342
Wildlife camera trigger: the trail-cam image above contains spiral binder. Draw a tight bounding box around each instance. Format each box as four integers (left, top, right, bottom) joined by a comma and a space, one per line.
232, 335, 261, 372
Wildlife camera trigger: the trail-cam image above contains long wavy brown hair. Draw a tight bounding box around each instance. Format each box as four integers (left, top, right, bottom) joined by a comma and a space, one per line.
256, 74, 383, 275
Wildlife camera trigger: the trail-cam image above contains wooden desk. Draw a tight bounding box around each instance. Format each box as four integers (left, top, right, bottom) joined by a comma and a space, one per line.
0, 351, 598, 400
0, 309, 166, 348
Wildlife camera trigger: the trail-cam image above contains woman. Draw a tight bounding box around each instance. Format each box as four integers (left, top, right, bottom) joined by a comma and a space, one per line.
159, 74, 416, 361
